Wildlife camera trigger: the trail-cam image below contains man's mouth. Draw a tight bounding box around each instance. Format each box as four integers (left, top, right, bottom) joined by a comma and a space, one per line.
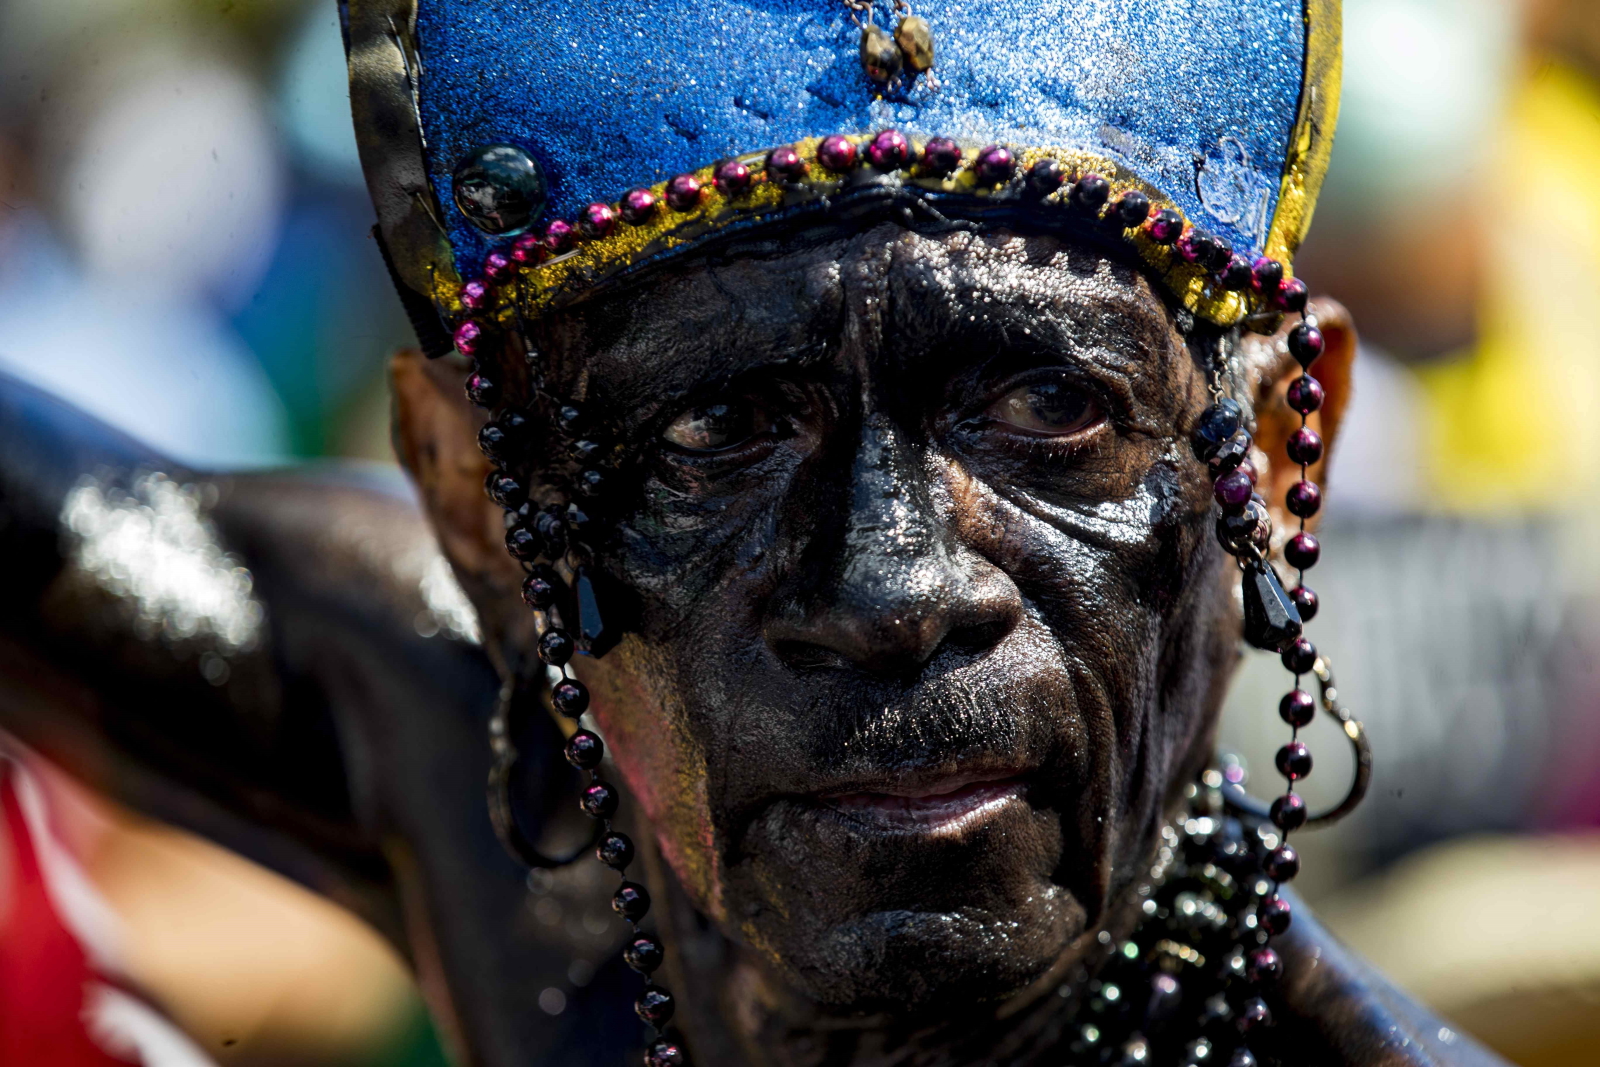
819, 773, 1028, 835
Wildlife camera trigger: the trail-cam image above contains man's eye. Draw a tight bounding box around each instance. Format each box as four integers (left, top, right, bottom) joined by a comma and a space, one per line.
662, 400, 770, 452
984, 381, 1101, 435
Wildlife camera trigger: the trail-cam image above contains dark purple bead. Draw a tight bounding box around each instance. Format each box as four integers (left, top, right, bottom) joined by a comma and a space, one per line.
1194, 397, 1244, 457
505, 525, 541, 562
1288, 323, 1325, 368
1285, 480, 1321, 518
624, 933, 665, 974
636, 985, 675, 1027
1286, 375, 1323, 414
1251, 257, 1284, 293
1220, 253, 1254, 291
766, 145, 808, 182
665, 173, 703, 211
1146, 209, 1183, 244
1259, 894, 1292, 936
1025, 158, 1065, 198
1284, 531, 1321, 570
580, 201, 619, 239
1290, 585, 1318, 622
1278, 276, 1309, 312
465, 372, 499, 407
483, 250, 513, 283
619, 187, 659, 224
453, 320, 485, 356
460, 279, 491, 310
522, 567, 558, 610
510, 232, 543, 266
645, 1038, 687, 1067
1176, 229, 1217, 264
1070, 173, 1110, 214
1280, 636, 1317, 674
1269, 792, 1307, 832
543, 219, 576, 254
580, 779, 619, 818
817, 134, 859, 172
866, 128, 911, 170
1275, 741, 1312, 781
974, 144, 1016, 185
1245, 947, 1283, 985
539, 628, 576, 666
1265, 844, 1300, 881
597, 831, 635, 869
1279, 688, 1315, 728
1286, 427, 1323, 466
534, 510, 567, 557
1236, 997, 1272, 1033
713, 158, 752, 196
916, 136, 961, 176
1112, 190, 1151, 228
565, 729, 604, 770
1214, 469, 1254, 513
613, 880, 651, 920
1207, 432, 1252, 477
485, 470, 525, 509
552, 678, 590, 718
1205, 235, 1235, 273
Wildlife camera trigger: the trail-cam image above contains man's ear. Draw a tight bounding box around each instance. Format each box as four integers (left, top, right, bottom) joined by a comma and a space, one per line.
391, 350, 533, 669
1241, 298, 1357, 535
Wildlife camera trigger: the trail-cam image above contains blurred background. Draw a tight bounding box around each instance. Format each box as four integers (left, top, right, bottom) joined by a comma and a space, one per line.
0, 0, 1597, 1064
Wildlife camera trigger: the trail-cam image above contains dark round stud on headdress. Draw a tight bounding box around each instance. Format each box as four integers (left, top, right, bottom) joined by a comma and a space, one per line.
1024, 159, 1065, 198
766, 145, 808, 183
665, 174, 704, 212
973, 145, 1015, 185
483, 251, 514, 283
818, 134, 860, 172
1146, 208, 1183, 245
620, 188, 660, 225
542, 219, 577, 254
581, 202, 620, 239
1069, 173, 1111, 215
452, 143, 549, 235
453, 320, 487, 356
510, 232, 543, 266
920, 137, 962, 176
859, 23, 903, 84
713, 159, 753, 196
1219, 253, 1254, 291
460, 279, 492, 310
866, 129, 911, 170
1111, 190, 1151, 228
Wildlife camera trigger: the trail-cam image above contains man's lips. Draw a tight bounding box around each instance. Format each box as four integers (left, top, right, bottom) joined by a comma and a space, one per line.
818, 773, 1028, 834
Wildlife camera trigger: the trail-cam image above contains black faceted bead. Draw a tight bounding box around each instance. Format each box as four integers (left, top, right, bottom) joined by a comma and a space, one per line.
506, 525, 542, 562
1207, 432, 1252, 477
1025, 159, 1066, 198
636, 985, 676, 1027
1194, 398, 1244, 458
1259, 894, 1292, 936
576, 564, 621, 657
1280, 636, 1316, 675
1216, 507, 1262, 557
486, 471, 527, 509
1290, 585, 1318, 622
1279, 688, 1315, 728
1241, 561, 1302, 651
1270, 793, 1307, 832
1288, 323, 1325, 368
645, 1038, 688, 1067
581, 780, 619, 818
552, 678, 590, 718
452, 143, 548, 236
624, 933, 665, 974
1275, 741, 1312, 780
1235, 997, 1272, 1033
1070, 173, 1111, 213
522, 567, 559, 610
597, 831, 635, 870
1264, 844, 1300, 881
614, 880, 651, 920
1112, 190, 1151, 228
539, 628, 576, 666
564, 729, 605, 770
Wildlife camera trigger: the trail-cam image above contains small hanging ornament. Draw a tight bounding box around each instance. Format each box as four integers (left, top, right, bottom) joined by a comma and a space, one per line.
893, 15, 934, 72
859, 23, 903, 84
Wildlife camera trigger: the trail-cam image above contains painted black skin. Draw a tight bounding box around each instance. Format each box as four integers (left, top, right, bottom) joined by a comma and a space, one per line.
0, 225, 1506, 1067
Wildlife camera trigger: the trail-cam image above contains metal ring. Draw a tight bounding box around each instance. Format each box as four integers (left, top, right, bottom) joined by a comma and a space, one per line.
1220, 654, 1372, 830
486, 679, 601, 869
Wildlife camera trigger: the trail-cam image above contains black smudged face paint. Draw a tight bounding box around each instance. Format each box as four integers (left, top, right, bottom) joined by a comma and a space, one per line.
538, 225, 1235, 1014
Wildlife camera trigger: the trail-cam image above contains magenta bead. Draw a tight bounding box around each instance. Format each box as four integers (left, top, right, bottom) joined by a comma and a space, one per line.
1214, 469, 1254, 512
1259, 894, 1292, 936
1270, 792, 1307, 831
817, 134, 859, 171
766, 145, 807, 182
1146, 209, 1183, 244
1286, 427, 1323, 466
579, 202, 618, 238
465, 372, 498, 407
866, 128, 911, 170
1265, 843, 1300, 881
1290, 585, 1318, 622
510, 232, 543, 265
483, 250, 513, 282
920, 136, 962, 175
1275, 741, 1312, 781
665, 173, 703, 211
974, 144, 1015, 184
1285, 480, 1321, 518
543, 219, 576, 253
459, 279, 490, 310
1284, 531, 1320, 570
1251, 257, 1284, 293
1278, 276, 1310, 312
1279, 688, 1315, 728
1175, 228, 1205, 263
713, 158, 752, 195
1286, 375, 1323, 414
1246, 947, 1284, 984
619, 187, 659, 224
453, 320, 484, 356
1281, 635, 1316, 674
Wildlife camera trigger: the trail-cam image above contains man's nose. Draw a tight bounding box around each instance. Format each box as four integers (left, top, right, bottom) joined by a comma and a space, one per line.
764, 415, 1021, 677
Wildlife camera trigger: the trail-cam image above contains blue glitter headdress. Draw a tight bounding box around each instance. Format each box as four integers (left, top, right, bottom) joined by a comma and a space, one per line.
343, 0, 1339, 341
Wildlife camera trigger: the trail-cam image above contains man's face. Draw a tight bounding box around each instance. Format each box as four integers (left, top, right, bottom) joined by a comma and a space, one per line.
539, 225, 1235, 1011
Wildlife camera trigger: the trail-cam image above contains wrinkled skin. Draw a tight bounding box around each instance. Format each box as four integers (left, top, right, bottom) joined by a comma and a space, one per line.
405, 223, 1347, 1062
